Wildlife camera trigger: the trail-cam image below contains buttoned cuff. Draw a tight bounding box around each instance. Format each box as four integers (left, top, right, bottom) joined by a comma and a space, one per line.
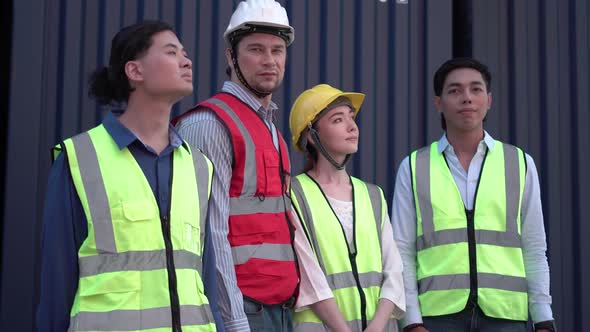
399, 304, 423, 328
529, 303, 554, 323
224, 317, 251, 332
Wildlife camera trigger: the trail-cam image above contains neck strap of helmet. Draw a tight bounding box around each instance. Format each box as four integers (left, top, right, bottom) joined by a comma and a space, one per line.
308, 127, 350, 171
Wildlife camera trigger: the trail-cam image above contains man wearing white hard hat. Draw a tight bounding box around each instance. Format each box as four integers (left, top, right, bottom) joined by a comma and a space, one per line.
173, 1, 301, 331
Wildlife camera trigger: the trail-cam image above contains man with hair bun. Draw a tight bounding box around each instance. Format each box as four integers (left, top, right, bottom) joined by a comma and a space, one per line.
37, 20, 220, 332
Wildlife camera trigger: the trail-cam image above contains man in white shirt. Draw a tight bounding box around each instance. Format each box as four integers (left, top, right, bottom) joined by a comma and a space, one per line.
391, 57, 555, 332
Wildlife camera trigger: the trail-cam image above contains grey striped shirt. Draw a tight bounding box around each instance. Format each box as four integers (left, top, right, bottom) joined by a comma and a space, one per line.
176, 81, 279, 332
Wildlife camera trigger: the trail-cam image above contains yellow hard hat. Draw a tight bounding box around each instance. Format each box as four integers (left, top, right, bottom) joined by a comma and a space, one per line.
289, 84, 365, 152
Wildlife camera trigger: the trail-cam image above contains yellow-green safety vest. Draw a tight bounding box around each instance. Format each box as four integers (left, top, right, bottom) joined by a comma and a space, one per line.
291, 173, 396, 331
410, 141, 528, 321
59, 124, 216, 331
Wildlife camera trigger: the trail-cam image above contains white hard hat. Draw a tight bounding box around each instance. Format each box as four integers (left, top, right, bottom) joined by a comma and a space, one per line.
224, 0, 295, 46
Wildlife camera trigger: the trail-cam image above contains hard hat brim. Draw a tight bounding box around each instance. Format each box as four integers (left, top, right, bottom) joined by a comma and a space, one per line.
224, 22, 295, 46
292, 90, 365, 152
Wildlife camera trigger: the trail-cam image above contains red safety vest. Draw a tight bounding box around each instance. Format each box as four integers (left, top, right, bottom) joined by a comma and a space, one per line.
174, 92, 298, 304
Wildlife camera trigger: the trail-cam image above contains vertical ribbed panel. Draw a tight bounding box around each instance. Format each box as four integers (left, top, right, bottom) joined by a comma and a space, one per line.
471, 1, 590, 330
279, 0, 452, 197
0, 1, 445, 329
2, 0, 587, 330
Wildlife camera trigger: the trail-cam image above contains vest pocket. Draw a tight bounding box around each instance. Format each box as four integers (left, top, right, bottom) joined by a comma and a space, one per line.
183, 221, 201, 253
115, 200, 159, 250
263, 149, 282, 195
122, 200, 156, 221
76, 271, 141, 329
78, 269, 140, 299
229, 215, 281, 245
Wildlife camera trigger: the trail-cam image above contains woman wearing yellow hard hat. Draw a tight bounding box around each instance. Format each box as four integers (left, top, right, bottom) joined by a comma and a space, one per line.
289, 84, 406, 331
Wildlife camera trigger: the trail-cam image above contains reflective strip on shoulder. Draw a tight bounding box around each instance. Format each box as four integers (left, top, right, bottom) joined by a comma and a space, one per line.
69, 304, 213, 331
418, 272, 527, 294
191, 149, 211, 251
365, 183, 384, 249
231, 243, 295, 265
326, 271, 383, 291
503, 143, 521, 234
79, 250, 202, 277
414, 146, 434, 236
206, 97, 257, 196
229, 196, 290, 215
291, 177, 327, 271
70, 132, 117, 254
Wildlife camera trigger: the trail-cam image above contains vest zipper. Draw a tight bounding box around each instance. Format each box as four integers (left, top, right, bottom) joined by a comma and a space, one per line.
308, 174, 368, 329
349, 181, 368, 329
348, 252, 368, 329
454, 147, 489, 310
161, 158, 182, 332
464, 208, 478, 308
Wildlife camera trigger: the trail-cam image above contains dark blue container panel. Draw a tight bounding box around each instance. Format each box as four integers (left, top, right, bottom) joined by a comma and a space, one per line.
471, 1, 590, 330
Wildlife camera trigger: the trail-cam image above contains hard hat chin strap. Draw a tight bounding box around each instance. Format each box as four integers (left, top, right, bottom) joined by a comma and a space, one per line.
229, 48, 272, 99
308, 127, 351, 171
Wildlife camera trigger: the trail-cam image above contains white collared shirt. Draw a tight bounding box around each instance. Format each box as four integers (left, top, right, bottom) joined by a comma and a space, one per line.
391, 131, 554, 327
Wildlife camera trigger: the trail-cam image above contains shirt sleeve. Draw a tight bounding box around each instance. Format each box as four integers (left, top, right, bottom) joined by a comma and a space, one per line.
379, 210, 406, 319
390, 157, 423, 328
36, 153, 87, 332
202, 207, 226, 332
291, 207, 334, 311
521, 153, 554, 323
176, 111, 250, 332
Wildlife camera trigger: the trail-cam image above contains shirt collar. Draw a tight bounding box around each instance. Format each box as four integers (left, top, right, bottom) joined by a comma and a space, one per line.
102, 111, 189, 152
221, 81, 279, 122
437, 130, 496, 154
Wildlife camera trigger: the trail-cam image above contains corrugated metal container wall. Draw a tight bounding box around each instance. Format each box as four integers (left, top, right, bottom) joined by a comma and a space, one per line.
470, 1, 590, 331
1, 1, 451, 329
1, 0, 587, 330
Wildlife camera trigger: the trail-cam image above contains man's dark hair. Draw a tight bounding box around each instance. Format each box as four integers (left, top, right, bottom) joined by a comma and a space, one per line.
433, 57, 492, 130
433, 57, 492, 97
89, 20, 174, 105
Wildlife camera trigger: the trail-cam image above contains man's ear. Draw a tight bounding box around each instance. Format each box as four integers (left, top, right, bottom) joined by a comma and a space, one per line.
225, 48, 234, 70
433, 95, 442, 114
124, 60, 143, 84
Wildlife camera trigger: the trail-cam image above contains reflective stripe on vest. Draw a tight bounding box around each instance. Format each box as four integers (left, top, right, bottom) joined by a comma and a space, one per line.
411, 141, 528, 320
205, 97, 258, 195
64, 125, 215, 331
192, 146, 212, 252
78, 250, 203, 277
196, 93, 297, 304
291, 174, 384, 330
68, 305, 212, 332
70, 131, 116, 253
229, 195, 292, 215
